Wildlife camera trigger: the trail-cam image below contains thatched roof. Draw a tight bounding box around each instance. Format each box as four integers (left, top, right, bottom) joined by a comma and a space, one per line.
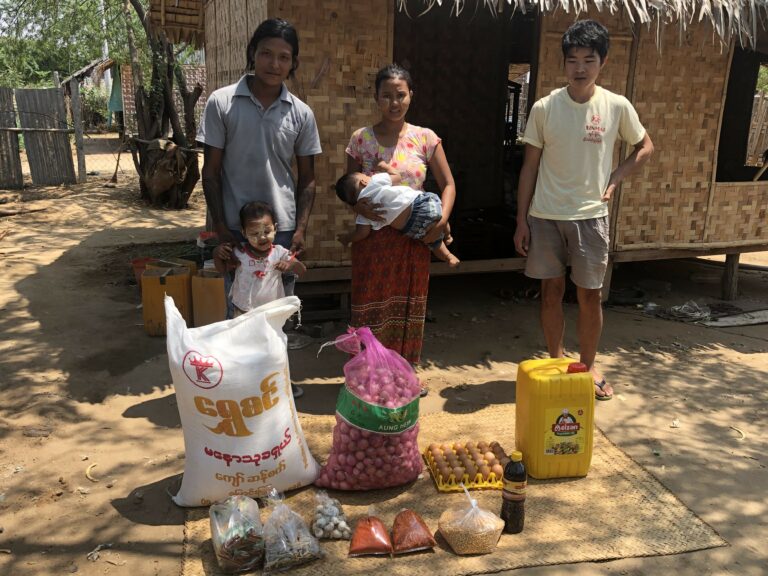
149, 0, 768, 50
400, 0, 768, 48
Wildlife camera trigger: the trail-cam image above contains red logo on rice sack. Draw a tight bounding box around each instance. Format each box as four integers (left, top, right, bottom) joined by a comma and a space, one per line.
183, 350, 223, 389
552, 409, 580, 436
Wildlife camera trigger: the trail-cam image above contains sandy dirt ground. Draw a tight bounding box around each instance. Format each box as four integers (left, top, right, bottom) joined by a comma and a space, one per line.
0, 175, 767, 576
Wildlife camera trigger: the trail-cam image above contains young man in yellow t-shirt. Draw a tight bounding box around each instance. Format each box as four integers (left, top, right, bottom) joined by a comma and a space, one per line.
514, 19, 654, 401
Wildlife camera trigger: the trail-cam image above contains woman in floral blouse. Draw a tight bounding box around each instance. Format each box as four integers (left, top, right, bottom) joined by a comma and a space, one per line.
345, 64, 457, 369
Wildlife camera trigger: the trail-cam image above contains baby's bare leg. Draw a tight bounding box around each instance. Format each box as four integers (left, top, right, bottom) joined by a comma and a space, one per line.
444, 222, 453, 245
432, 241, 460, 268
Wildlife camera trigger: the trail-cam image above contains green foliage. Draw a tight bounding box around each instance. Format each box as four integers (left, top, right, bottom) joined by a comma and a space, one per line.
0, 0, 149, 87
80, 85, 109, 129
757, 64, 768, 95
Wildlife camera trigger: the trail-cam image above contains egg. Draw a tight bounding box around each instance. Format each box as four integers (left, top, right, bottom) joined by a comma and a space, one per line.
474, 453, 486, 466
464, 441, 476, 451
479, 465, 490, 479
452, 466, 465, 481
477, 441, 489, 452
440, 443, 453, 453
489, 440, 500, 450
455, 446, 467, 457
428, 443, 440, 452
484, 451, 496, 463
491, 464, 504, 478
464, 463, 478, 479
438, 463, 451, 480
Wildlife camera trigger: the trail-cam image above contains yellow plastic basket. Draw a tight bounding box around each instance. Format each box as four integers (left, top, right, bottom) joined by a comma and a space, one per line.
422, 441, 510, 493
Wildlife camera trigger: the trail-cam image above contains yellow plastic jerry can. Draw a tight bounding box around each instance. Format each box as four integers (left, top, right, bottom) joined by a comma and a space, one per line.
515, 358, 595, 479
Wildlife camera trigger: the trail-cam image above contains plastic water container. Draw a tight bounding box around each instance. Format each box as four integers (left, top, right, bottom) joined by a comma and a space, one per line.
515, 358, 595, 479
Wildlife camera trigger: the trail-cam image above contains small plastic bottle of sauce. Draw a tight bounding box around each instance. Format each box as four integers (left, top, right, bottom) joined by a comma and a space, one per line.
500, 450, 526, 534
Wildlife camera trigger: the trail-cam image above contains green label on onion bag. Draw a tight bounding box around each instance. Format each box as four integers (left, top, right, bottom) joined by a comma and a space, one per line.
336, 387, 419, 434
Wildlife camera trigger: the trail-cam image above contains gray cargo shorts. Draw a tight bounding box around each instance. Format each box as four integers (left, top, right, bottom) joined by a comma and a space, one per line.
524, 215, 610, 290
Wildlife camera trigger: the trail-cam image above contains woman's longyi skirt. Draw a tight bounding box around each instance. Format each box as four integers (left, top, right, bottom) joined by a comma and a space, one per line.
351, 227, 430, 364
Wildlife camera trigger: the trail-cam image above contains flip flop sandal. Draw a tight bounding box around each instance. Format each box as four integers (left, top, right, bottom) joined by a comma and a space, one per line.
595, 379, 613, 401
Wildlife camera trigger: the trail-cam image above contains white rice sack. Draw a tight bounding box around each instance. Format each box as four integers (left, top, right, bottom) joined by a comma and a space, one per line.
165, 295, 319, 506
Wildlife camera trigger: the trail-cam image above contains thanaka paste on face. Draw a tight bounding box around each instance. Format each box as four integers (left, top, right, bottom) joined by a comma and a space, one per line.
244, 221, 276, 246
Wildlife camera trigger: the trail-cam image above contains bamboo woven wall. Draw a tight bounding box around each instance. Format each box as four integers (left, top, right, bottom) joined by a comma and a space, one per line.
204, 0, 393, 265
615, 21, 729, 249
203, 0, 267, 93
705, 182, 768, 244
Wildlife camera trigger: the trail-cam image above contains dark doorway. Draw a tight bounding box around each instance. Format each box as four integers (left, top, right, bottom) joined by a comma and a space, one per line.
394, 4, 539, 260
716, 46, 766, 182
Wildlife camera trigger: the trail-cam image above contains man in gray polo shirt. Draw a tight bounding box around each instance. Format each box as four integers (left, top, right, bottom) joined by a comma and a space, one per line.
198, 18, 322, 398
198, 76, 321, 257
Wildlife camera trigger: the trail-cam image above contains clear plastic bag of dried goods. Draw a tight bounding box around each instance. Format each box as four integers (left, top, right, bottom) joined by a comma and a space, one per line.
209, 495, 265, 573
262, 490, 323, 573
438, 484, 504, 555
311, 491, 352, 540
314, 327, 423, 491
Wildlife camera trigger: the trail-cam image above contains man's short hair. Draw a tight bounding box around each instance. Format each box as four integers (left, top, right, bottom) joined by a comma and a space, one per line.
562, 20, 610, 62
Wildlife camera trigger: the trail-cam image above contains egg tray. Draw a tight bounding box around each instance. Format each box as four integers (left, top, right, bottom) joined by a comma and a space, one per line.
422, 442, 509, 493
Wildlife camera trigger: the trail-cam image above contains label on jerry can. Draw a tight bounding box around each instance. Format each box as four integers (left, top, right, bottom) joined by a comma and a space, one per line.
544, 407, 588, 455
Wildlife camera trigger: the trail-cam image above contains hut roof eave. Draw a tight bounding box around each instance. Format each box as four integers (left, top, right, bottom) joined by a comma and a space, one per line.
59, 57, 115, 86
401, 0, 768, 48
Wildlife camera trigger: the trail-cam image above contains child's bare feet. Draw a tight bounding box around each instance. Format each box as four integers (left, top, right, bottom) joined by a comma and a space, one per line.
432, 241, 460, 267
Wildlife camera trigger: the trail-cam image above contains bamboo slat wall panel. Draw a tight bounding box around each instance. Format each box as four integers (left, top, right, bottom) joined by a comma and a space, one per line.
204, 0, 268, 94
615, 22, 727, 248
704, 182, 768, 243
15, 88, 76, 186
271, 0, 393, 264
0, 87, 23, 189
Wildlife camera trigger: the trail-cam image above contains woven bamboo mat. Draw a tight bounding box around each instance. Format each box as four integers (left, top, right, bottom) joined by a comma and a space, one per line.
181, 405, 726, 576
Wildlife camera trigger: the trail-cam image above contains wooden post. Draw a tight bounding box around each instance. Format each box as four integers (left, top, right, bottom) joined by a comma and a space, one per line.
601, 256, 615, 303
52, 71, 60, 86
69, 78, 86, 183
721, 253, 740, 300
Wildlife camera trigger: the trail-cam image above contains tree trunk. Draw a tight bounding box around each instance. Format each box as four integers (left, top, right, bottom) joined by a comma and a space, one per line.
124, 0, 201, 209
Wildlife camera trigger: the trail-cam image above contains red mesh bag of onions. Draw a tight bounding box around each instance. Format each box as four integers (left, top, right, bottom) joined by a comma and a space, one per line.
314, 327, 423, 490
